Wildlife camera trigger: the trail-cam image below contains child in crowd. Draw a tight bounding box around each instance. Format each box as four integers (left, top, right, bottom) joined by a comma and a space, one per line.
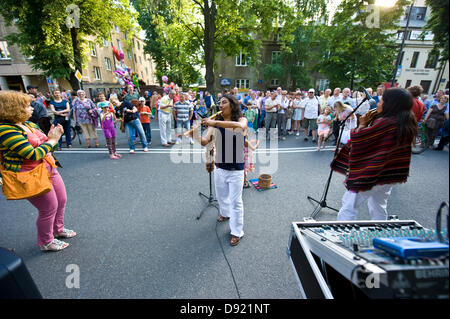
244, 138, 260, 188
138, 97, 152, 146
244, 105, 256, 133
316, 106, 332, 151
99, 103, 121, 159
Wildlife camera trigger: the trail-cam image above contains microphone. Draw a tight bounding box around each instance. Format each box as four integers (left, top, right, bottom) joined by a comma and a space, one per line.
361, 87, 376, 106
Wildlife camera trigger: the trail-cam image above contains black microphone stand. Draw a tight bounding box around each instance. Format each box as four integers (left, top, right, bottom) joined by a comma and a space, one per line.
306, 96, 370, 220
197, 142, 219, 220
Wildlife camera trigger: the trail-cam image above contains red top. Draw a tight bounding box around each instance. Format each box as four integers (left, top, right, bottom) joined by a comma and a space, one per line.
411, 98, 425, 123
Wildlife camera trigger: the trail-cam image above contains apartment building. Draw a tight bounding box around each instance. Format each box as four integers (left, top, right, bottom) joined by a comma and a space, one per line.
0, 16, 157, 98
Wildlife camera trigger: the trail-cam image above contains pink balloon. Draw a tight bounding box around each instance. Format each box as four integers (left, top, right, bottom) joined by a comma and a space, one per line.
162, 76, 168, 83
119, 51, 124, 60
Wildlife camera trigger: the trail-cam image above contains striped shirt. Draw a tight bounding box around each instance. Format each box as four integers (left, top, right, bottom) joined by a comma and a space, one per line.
174, 101, 192, 121
0, 122, 54, 172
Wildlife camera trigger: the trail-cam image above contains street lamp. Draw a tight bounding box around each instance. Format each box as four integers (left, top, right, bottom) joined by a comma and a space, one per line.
391, 1, 415, 87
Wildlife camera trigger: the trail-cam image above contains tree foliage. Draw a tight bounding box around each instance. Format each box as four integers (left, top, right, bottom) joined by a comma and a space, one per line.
424, 0, 449, 61
312, 0, 408, 89
1, 0, 138, 89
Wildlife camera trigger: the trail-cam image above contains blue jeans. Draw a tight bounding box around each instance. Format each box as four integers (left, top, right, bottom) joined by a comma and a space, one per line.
125, 119, 148, 150
142, 122, 151, 143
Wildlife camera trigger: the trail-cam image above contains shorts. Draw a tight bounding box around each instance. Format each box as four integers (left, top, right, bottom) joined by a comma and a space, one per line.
80, 123, 98, 139
302, 118, 318, 131
318, 129, 330, 137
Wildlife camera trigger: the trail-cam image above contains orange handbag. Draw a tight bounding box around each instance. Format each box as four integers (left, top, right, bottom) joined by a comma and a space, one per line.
0, 160, 52, 200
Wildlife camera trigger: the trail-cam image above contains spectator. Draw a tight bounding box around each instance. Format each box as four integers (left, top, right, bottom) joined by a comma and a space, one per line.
334, 100, 357, 146
158, 90, 176, 147
341, 88, 355, 108
316, 106, 332, 151
0, 91, 75, 251
372, 85, 384, 109
353, 91, 370, 124
434, 118, 449, 151
277, 90, 289, 140
49, 89, 72, 150
73, 90, 99, 148
123, 84, 140, 103
407, 85, 425, 123
138, 97, 152, 146
319, 89, 331, 112
111, 98, 148, 153
300, 88, 320, 143
174, 93, 194, 145
264, 91, 278, 139
423, 96, 449, 149
291, 91, 303, 136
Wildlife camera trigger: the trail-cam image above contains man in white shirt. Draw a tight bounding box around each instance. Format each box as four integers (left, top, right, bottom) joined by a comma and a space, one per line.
159, 90, 176, 146
301, 88, 320, 143
264, 91, 278, 139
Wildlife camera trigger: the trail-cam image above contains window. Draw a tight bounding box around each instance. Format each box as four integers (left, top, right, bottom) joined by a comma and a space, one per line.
134, 54, 137, 62
235, 79, 249, 89
420, 80, 431, 94
273, 33, 279, 42
124, 32, 128, 40
271, 51, 281, 64
145, 67, 148, 75
105, 57, 112, 71
94, 67, 101, 80
127, 50, 132, 59
270, 79, 279, 86
405, 80, 412, 88
139, 56, 142, 64
137, 41, 140, 50
410, 52, 419, 68
89, 42, 97, 56
102, 38, 109, 47
116, 40, 122, 51
235, 50, 248, 66
114, 25, 120, 33
425, 52, 439, 69
0, 41, 11, 59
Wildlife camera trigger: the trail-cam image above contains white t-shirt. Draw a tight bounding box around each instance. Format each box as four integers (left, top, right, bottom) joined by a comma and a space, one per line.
301, 97, 320, 119
265, 98, 278, 113
317, 114, 331, 131
278, 98, 289, 114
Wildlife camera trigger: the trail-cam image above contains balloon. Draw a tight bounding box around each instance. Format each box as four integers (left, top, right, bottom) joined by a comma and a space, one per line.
119, 51, 124, 61
118, 79, 125, 86
163, 86, 169, 93
162, 75, 168, 83
115, 64, 124, 72
114, 70, 125, 76
114, 49, 121, 61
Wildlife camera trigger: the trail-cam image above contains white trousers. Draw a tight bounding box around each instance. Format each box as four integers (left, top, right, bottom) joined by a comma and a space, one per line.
337, 184, 393, 221
159, 111, 172, 144
214, 168, 245, 238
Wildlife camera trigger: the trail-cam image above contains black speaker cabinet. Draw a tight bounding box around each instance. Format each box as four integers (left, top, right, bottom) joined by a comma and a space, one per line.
0, 247, 42, 299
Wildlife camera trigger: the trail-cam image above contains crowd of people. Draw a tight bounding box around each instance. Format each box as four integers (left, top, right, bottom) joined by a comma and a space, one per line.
1, 82, 449, 250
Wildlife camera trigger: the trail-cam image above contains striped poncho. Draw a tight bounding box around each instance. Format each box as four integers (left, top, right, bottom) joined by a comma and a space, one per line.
330, 117, 412, 192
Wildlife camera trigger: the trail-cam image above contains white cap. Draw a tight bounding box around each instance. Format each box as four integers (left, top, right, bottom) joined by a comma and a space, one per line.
138, 97, 145, 101
308, 88, 315, 93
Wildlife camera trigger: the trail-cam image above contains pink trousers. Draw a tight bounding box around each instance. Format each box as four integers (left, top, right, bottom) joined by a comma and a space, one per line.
26, 166, 67, 246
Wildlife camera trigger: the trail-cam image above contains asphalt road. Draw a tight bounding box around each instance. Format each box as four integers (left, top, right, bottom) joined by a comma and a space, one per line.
0, 123, 448, 299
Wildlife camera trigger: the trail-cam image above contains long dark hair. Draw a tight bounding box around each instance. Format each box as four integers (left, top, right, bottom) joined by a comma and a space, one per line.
379, 88, 417, 145
216, 94, 242, 122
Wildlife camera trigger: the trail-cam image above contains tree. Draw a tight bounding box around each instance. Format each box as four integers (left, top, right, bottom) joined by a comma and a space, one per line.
312, 0, 408, 89
134, 0, 312, 93
0, 0, 138, 90
424, 0, 449, 61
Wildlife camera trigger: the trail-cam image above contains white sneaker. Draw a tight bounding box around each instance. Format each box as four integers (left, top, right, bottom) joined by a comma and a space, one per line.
129, 149, 135, 154
296, 132, 300, 136
176, 138, 181, 145
143, 148, 148, 152
190, 138, 194, 145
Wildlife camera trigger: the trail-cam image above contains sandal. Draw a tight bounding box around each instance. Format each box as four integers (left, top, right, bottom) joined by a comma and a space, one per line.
54, 228, 77, 239
243, 181, 251, 188
40, 239, 69, 252
217, 215, 230, 222
230, 235, 243, 246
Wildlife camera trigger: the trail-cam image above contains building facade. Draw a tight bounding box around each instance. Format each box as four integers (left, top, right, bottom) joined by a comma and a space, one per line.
0, 16, 157, 98
213, 0, 448, 95
393, 0, 448, 94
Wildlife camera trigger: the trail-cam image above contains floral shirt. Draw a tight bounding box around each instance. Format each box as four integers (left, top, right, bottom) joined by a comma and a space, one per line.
74, 98, 98, 125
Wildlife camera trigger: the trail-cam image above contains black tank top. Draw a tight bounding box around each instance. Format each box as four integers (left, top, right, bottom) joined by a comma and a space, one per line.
214, 125, 245, 171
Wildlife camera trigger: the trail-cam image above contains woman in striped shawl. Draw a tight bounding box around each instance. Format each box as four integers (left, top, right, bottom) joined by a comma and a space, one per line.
331, 88, 417, 221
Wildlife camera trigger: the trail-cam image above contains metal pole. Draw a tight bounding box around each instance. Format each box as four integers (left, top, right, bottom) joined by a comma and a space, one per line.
392, 2, 414, 87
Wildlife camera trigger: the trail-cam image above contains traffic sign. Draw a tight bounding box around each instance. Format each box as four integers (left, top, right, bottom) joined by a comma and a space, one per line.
75, 70, 82, 82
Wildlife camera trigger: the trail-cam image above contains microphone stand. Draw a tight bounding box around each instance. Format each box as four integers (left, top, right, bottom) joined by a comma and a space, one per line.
197, 146, 219, 220
306, 97, 370, 220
